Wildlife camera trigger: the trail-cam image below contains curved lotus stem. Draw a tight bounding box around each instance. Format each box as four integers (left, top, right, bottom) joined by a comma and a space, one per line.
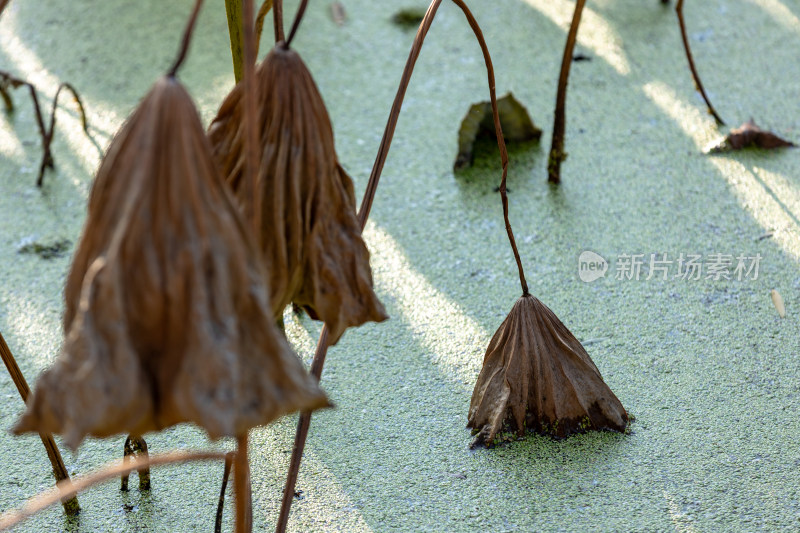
675, 0, 725, 125
37, 82, 90, 187
167, 0, 204, 77
120, 435, 150, 491
0, 451, 226, 531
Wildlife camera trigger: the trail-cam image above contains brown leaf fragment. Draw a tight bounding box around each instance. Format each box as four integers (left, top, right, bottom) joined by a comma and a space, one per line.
330, 1, 346, 25
17, 238, 71, 260
15, 76, 329, 449
454, 92, 541, 171
467, 294, 628, 447
208, 46, 387, 345
708, 119, 795, 153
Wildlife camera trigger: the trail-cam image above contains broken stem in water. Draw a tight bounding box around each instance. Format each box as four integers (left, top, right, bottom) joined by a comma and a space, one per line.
0, 331, 79, 516
120, 435, 150, 491
548, 0, 585, 185
675, 0, 725, 125
276, 1, 524, 530
214, 452, 235, 533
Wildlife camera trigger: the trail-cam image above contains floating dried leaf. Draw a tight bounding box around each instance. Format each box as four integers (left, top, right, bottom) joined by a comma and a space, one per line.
15, 76, 329, 449
330, 1, 346, 25
771, 289, 786, 318
707, 119, 795, 153
208, 46, 387, 345
392, 7, 425, 28
454, 92, 540, 171
468, 294, 628, 447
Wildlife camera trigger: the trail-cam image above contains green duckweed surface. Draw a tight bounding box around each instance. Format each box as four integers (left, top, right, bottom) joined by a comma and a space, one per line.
1, 0, 799, 531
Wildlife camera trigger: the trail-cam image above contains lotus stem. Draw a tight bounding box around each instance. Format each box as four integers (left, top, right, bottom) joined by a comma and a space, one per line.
0, 331, 79, 515
548, 0, 585, 185
225, 0, 245, 82
275, 327, 330, 533
167, 0, 204, 77
285, 0, 308, 48
675, 0, 725, 125
37, 82, 90, 187
0, 85, 12, 110
242, 0, 261, 255
255, 0, 274, 58
273, 0, 284, 43
234, 434, 252, 533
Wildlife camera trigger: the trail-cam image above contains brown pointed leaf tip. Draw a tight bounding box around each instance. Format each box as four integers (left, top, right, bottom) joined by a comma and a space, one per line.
707, 119, 795, 153
14, 76, 329, 450
208, 46, 387, 345
467, 295, 628, 448
454, 92, 541, 171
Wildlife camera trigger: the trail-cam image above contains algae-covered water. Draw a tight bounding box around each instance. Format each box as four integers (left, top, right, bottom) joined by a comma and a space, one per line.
1, 0, 799, 531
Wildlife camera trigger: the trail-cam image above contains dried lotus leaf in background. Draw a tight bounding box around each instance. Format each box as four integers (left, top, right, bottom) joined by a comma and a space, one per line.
468, 294, 628, 447
15, 76, 329, 449
208, 45, 387, 345
454, 92, 541, 171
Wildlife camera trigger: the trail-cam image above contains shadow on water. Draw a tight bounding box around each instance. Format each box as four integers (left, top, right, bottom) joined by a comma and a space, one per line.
453, 135, 541, 193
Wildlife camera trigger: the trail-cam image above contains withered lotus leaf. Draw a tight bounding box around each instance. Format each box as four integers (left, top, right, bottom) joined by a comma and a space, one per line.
467, 294, 628, 447
208, 45, 387, 345
708, 119, 795, 153
14, 76, 329, 449
454, 92, 541, 171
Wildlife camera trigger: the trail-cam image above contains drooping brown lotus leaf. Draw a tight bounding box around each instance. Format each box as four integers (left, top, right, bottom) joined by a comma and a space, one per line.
208, 45, 387, 345
14, 76, 329, 449
707, 119, 795, 153
467, 294, 628, 447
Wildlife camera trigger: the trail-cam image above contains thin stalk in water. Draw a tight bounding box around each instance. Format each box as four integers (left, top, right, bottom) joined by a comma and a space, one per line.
675, 0, 724, 125
548, 0, 585, 185
276, 1, 524, 530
